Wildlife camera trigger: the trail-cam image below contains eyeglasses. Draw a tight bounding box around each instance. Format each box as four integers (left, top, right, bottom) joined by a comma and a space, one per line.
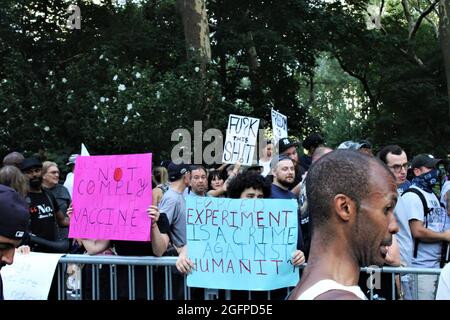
0, 242, 15, 250
388, 163, 409, 173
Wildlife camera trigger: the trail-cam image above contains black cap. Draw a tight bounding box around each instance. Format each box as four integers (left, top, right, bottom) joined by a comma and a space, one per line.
411, 154, 442, 169
277, 138, 299, 154
359, 139, 372, 149
167, 162, 191, 182
0, 185, 29, 240
302, 133, 324, 150
20, 157, 42, 172
160, 160, 171, 169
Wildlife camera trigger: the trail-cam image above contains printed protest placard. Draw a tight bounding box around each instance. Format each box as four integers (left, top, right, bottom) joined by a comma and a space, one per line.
271, 109, 288, 144
222, 114, 260, 166
186, 197, 299, 291
69, 153, 152, 241
2, 252, 64, 300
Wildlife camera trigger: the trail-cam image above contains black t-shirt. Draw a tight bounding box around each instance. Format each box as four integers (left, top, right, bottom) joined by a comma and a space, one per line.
28, 190, 60, 242
112, 212, 171, 300
112, 212, 170, 256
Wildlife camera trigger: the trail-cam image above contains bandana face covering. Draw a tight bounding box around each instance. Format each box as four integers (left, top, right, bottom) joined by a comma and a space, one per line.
412, 169, 439, 193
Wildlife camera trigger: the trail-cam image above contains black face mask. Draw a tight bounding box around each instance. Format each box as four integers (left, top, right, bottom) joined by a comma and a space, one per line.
29, 176, 42, 189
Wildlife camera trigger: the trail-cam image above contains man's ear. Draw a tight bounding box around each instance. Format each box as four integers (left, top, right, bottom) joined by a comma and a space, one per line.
333, 194, 355, 222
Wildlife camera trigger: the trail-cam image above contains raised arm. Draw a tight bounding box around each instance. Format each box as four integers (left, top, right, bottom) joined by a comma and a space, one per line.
147, 205, 170, 256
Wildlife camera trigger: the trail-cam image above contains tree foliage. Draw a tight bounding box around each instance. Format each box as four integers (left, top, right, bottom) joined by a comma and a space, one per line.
0, 0, 448, 166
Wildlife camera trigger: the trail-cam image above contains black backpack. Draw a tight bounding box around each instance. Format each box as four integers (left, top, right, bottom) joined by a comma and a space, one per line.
402, 188, 448, 267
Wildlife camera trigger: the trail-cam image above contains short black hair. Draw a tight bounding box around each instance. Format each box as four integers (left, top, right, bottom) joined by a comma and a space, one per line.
378, 145, 404, 165
208, 169, 227, 190
302, 133, 324, 150
227, 171, 271, 198
306, 150, 392, 233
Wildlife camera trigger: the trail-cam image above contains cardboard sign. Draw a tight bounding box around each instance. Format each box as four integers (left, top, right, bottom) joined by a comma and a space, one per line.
2, 252, 64, 300
69, 153, 152, 241
222, 114, 260, 166
186, 197, 299, 291
271, 109, 288, 144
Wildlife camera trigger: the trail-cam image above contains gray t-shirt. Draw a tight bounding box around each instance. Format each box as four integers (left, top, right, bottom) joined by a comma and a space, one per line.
393, 195, 413, 267
402, 186, 449, 268
158, 188, 186, 247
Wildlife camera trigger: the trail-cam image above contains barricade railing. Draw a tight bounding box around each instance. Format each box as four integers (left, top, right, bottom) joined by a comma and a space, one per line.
56, 255, 443, 300
57, 254, 293, 300
360, 266, 442, 300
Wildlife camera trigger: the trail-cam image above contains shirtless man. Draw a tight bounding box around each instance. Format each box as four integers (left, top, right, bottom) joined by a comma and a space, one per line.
289, 150, 399, 300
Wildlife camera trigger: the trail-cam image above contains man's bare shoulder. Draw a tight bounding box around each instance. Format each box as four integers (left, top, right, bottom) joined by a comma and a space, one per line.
315, 290, 362, 300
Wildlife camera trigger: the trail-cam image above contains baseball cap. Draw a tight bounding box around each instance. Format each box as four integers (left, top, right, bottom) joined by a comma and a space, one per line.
270, 155, 293, 169
411, 154, 442, 169
359, 140, 372, 149
167, 162, 191, 182
66, 154, 79, 166
20, 157, 42, 172
277, 138, 299, 154
0, 185, 29, 240
160, 160, 171, 169
302, 133, 325, 150
337, 141, 363, 150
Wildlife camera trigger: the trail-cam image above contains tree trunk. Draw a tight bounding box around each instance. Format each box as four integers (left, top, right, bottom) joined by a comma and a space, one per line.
439, 0, 450, 118
246, 31, 265, 118
176, 0, 211, 75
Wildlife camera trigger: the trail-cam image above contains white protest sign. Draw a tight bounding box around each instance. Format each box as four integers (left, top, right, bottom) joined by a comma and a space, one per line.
222, 114, 260, 166
2, 252, 63, 300
271, 108, 288, 144
81, 143, 90, 156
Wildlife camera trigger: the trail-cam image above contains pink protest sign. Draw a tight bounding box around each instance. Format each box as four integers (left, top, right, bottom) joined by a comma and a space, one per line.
69, 153, 153, 241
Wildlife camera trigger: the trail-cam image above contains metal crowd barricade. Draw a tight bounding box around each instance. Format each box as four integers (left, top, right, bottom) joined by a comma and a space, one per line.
57, 255, 183, 300
56, 255, 443, 300
56, 254, 295, 300
360, 266, 442, 300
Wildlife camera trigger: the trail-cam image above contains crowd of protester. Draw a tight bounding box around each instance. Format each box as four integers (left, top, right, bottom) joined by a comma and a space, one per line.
0, 133, 449, 300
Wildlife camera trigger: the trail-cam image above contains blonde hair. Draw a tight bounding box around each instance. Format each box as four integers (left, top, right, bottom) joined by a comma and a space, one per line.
42, 161, 58, 176
0, 165, 29, 198
153, 166, 168, 185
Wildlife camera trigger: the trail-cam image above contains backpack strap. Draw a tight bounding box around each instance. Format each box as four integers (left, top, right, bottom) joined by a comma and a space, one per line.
402, 188, 431, 258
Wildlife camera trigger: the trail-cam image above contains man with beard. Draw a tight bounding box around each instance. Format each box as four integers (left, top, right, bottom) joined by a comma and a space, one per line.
289, 150, 399, 300
0, 185, 29, 300
402, 154, 450, 300
270, 155, 304, 257
20, 157, 71, 300
275, 138, 306, 196
270, 155, 297, 200
20, 158, 70, 252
